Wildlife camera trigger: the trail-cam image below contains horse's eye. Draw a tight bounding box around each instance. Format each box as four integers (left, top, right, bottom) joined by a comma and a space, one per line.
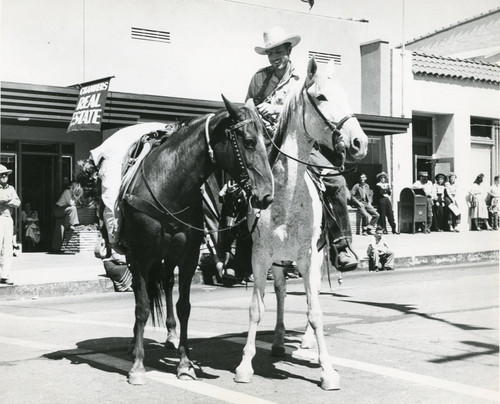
316, 94, 327, 102
243, 137, 256, 149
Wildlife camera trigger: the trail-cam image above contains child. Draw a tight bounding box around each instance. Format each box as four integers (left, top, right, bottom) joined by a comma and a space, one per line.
367, 228, 395, 271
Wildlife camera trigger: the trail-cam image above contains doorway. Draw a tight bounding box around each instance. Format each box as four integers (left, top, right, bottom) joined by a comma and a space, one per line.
21, 154, 58, 251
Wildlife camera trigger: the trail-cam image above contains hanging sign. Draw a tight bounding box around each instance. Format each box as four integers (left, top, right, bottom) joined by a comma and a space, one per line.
67, 76, 113, 133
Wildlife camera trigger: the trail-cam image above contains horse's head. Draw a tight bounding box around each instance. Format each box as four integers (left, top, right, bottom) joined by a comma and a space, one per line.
303, 58, 368, 168
213, 95, 274, 209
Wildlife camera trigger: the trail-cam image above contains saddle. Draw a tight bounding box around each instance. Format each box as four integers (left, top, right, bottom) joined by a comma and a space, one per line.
119, 128, 171, 202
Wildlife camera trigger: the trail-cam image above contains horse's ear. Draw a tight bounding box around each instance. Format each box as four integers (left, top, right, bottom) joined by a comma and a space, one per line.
306, 57, 318, 86
221, 94, 238, 120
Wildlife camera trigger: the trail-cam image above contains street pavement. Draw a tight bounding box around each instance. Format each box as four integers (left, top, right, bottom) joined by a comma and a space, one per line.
0, 228, 498, 301
0, 263, 497, 403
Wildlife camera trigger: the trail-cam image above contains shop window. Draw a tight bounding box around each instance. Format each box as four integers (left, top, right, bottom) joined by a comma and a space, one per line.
412, 115, 432, 140
471, 117, 498, 139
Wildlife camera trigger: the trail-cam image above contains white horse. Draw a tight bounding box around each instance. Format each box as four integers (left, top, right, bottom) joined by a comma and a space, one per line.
235, 58, 368, 390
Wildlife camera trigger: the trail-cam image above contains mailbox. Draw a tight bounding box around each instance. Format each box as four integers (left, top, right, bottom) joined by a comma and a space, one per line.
398, 188, 428, 233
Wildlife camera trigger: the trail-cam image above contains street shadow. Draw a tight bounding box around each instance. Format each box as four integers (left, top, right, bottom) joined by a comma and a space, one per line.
429, 340, 499, 363
43, 330, 326, 388
343, 299, 493, 332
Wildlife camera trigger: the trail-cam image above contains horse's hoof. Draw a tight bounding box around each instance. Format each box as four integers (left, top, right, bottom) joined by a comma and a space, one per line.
271, 345, 286, 357
234, 368, 253, 383
320, 370, 341, 391
164, 337, 179, 350
300, 339, 316, 350
177, 366, 197, 381
128, 371, 146, 385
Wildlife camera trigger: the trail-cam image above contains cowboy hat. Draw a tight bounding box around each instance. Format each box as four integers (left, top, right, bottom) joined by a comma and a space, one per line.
376, 172, 388, 180
0, 165, 12, 175
417, 171, 428, 177
255, 26, 301, 55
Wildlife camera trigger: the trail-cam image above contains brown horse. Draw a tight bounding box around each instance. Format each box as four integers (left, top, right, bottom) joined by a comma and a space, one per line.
123, 96, 273, 384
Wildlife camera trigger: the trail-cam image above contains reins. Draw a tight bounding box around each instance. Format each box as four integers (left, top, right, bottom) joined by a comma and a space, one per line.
263, 82, 358, 176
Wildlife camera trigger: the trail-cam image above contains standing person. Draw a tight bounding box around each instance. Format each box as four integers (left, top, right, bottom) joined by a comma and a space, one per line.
367, 228, 395, 272
412, 171, 433, 233
351, 173, 379, 235
487, 175, 499, 230
51, 180, 83, 253
0, 165, 21, 285
431, 173, 447, 232
468, 173, 493, 231
444, 172, 461, 232
374, 172, 398, 234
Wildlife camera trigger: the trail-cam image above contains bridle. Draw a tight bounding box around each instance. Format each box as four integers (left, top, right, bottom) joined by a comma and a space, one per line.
264, 80, 357, 175
127, 112, 260, 235
205, 113, 254, 197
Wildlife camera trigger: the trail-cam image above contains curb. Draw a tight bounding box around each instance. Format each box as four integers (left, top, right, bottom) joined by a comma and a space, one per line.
357, 250, 499, 269
0, 251, 497, 301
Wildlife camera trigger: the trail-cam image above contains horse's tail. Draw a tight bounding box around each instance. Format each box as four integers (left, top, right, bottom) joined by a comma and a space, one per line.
147, 261, 165, 327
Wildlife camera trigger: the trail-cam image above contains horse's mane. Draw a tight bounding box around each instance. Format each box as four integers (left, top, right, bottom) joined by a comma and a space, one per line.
275, 78, 304, 139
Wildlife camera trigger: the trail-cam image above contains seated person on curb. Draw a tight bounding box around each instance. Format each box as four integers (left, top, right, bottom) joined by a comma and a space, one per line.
412, 171, 433, 233
351, 173, 379, 235
367, 228, 395, 272
51, 181, 82, 253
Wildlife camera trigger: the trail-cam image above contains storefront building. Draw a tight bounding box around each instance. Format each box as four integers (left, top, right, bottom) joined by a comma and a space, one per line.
1, 0, 411, 249
361, 8, 500, 228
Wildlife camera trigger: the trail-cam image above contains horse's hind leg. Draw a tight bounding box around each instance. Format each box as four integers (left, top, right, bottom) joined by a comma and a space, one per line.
129, 261, 151, 385
164, 260, 179, 350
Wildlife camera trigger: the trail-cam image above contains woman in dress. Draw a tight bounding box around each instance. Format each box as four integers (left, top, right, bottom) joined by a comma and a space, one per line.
374, 172, 398, 234
444, 172, 461, 232
468, 173, 493, 231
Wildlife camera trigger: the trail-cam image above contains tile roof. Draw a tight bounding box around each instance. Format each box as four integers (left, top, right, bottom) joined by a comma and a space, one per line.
412, 52, 500, 84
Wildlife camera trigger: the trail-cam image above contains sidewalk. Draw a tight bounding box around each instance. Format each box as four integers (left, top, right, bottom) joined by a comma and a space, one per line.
0, 230, 498, 301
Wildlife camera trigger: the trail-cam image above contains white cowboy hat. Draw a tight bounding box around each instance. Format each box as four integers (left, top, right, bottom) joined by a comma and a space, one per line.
255, 26, 301, 55
0, 164, 12, 175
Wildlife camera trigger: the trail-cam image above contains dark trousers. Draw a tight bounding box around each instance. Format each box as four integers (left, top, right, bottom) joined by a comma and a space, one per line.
51, 205, 79, 250
377, 197, 396, 231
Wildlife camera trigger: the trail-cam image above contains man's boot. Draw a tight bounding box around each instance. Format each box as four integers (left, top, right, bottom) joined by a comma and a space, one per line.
330, 237, 358, 272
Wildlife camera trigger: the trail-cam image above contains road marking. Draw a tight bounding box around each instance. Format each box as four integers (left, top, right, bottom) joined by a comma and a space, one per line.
227, 336, 499, 402
82, 353, 277, 404
0, 336, 65, 351
0, 312, 215, 338
2, 312, 498, 402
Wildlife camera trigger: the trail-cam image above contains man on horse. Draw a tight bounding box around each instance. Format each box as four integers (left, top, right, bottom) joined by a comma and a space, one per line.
245, 26, 358, 273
